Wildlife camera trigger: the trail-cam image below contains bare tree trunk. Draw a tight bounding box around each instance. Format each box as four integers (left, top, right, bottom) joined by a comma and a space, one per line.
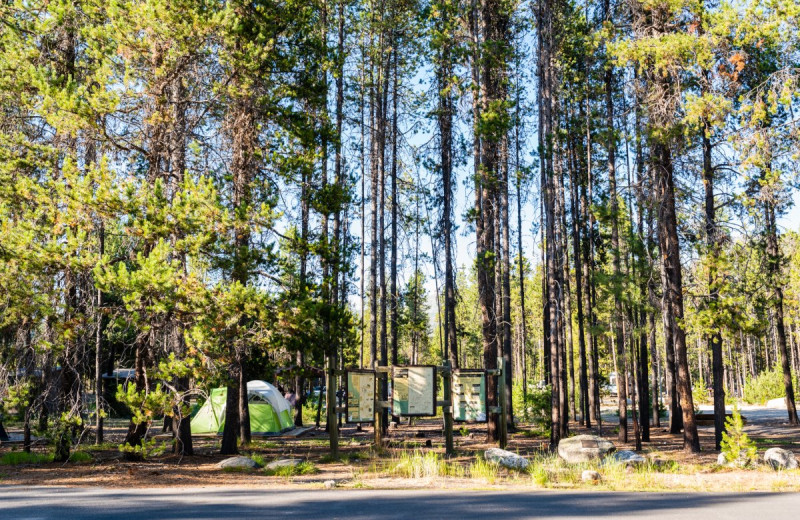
604, 32, 627, 443
701, 106, 725, 448
124, 331, 151, 459
513, 59, 528, 402
378, 34, 391, 435
765, 201, 799, 424
95, 221, 104, 445
390, 37, 399, 370
560, 180, 576, 422
501, 139, 513, 428
438, 3, 458, 370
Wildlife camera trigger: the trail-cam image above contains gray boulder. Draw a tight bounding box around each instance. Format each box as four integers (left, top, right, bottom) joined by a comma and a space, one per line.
217, 456, 260, 469
484, 448, 530, 470
766, 397, 787, 409
764, 448, 798, 470
603, 450, 646, 466
265, 458, 304, 470
558, 435, 615, 464
581, 470, 601, 482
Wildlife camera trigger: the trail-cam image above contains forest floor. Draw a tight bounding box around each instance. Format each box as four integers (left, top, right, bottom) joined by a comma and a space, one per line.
1, 405, 799, 492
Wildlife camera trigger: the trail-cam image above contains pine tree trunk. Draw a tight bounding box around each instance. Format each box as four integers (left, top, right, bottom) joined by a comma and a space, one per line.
654, 142, 701, 452
605, 58, 627, 444
702, 111, 725, 448
390, 39, 399, 370
765, 202, 799, 424
501, 140, 513, 428
439, 3, 458, 369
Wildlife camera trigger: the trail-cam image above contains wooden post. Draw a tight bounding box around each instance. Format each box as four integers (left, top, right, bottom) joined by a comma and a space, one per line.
327, 353, 338, 457
373, 370, 383, 448
499, 356, 508, 449
443, 360, 455, 456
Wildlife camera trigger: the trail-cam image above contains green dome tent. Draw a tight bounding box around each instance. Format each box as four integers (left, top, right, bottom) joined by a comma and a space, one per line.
191, 380, 294, 435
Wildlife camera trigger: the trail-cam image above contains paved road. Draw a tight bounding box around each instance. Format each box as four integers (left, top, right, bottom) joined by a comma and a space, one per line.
2, 486, 800, 519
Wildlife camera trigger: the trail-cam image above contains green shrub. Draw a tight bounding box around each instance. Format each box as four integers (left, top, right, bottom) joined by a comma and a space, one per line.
692, 377, 710, 405
513, 383, 552, 428
743, 369, 799, 405
118, 438, 167, 460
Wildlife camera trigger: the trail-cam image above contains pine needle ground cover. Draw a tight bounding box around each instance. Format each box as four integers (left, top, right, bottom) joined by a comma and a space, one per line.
1, 416, 798, 492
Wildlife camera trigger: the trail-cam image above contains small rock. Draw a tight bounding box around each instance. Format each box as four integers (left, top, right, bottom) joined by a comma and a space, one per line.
265, 458, 304, 470
468, 433, 475, 439
764, 448, 798, 470
603, 450, 646, 467
581, 470, 601, 483
716, 453, 727, 466
217, 456, 260, 469
557, 435, 615, 464
484, 448, 530, 470
324, 480, 337, 489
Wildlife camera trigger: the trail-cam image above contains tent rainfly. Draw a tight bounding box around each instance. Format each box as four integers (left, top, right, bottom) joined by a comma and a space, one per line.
191, 380, 294, 435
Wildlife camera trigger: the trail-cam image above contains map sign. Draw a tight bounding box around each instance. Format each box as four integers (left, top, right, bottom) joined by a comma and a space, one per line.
392, 366, 436, 416
346, 370, 375, 423
452, 370, 486, 422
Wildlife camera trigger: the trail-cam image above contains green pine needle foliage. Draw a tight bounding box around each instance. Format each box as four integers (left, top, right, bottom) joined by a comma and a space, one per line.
720, 405, 757, 467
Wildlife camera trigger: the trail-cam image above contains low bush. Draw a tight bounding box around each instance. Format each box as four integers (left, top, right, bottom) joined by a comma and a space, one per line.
513, 383, 552, 428
743, 369, 799, 405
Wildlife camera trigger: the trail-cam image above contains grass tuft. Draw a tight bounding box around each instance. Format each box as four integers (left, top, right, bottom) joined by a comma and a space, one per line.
264, 461, 319, 477
319, 450, 371, 464
221, 466, 254, 473
469, 457, 499, 483
0, 451, 54, 465
68, 451, 93, 463
389, 451, 463, 479
246, 440, 279, 450
249, 453, 267, 467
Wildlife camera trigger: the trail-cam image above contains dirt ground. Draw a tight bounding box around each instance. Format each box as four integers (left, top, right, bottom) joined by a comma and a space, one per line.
1, 406, 799, 492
